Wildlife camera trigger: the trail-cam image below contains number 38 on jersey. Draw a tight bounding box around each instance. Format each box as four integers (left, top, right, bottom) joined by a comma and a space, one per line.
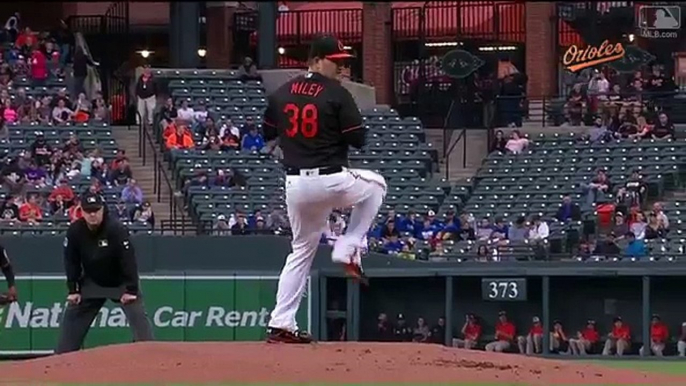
283, 103, 318, 138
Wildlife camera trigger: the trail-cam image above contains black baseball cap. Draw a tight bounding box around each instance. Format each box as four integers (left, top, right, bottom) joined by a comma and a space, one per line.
308, 34, 354, 61
81, 192, 105, 213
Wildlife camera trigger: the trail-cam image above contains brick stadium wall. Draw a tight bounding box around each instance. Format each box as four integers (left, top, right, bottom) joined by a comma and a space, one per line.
525, 2, 557, 98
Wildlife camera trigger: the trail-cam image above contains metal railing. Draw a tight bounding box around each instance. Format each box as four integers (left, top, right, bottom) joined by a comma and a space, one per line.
442, 100, 468, 180
495, 90, 685, 128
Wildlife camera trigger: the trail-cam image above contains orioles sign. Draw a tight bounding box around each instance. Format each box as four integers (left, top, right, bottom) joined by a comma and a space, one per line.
562, 40, 625, 72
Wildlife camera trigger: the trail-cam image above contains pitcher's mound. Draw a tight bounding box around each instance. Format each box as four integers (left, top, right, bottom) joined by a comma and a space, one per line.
4, 342, 684, 385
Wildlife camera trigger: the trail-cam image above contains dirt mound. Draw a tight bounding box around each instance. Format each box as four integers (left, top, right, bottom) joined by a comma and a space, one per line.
4, 342, 685, 385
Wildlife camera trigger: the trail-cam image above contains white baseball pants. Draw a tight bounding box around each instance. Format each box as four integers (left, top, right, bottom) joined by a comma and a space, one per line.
269, 167, 386, 332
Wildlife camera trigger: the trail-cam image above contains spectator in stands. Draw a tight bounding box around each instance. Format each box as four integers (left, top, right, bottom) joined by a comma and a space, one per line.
582, 169, 610, 206
52, 98, 74, 125
564, 83, 585, 125
29, 45, 48, 88
491, 217, 509, 240
213, 214, 231, 235
380, 218, 400, 240
133, 201, 154, 227
430, 317, 446, 344
203, 135, 223, 151
113, 200, 130, 221
221, 128, 240, 150
382, 234, 403, 254
159, 97, 178, 129
616, 170, 647, 214
490, 130, 507, 153
231, 213, 250, 235
616, 110, 647, 139
73, 92, 91, 123
652, 202, 669, 230
528, 215, 549, 241
166, 124, 194, 150
24, 159, 46, 186
323, 213, 345, 246
92, 97, 109, 122
556, 195, 581, 222
120, 178, 143, 205
476, 217, 493, 241
678, 323, 686, 357
0, 62, 13, 88
393, 314, 413, 342
48, 178, 75, 206
630, 212, 647, 240
498, 75, 524, 128
650, 112, 675, 140
177, 99, 194, 123
624, 232, 646, 258
16, 27, 36, 57
267, 207, 288, 231
588, 116, 611, 142
508, 216, 528, 241
518, 316, 543, 355
602, 316, 631, 356
187, 171, 209, 191
19, 193, 42, 223
68, 197, 83, 223
44, 40, 61, 78
238, 57, 261, 81
504, 130, 529, 154
72, 45, 97, 97
611, 212, 629, 237
14, 86, 27, 108
193, 100, 208, 132
135, 65, 158, 127
568, 319, 599, 355
242, 116, 257, 137
242, 126, 264, 152
453, 314, 481, 349
644, 213, 667, 240
2, 13, 19, 44
0, 196, 19, 222
53, 19, 73, 67
49, 193, 68, 216
376, 313, 394, 342
2, 99, 17, 124
253, 217, 272, 235
640, 314, 668, 357
109, 159, 133, 186
37, 96, 51, 123
0, 157, 25, 196
29, 132, 52, 167
220, 118, 240, 139
593, 232, 620, 256
485, 311, 516, 353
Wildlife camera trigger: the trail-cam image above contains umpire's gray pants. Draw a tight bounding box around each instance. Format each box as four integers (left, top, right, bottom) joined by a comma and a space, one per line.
55, 297, 154, 354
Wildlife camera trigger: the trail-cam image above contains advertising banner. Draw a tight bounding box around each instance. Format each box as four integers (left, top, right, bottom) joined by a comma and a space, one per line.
0, 275, 311, 354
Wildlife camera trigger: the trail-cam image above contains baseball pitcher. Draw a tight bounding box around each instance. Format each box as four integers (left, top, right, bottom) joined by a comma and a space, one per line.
262, 34, 386, 343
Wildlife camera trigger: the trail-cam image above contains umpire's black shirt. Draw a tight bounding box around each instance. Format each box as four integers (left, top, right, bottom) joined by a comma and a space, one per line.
64, 216, 139, 295
263, 72, 366, 169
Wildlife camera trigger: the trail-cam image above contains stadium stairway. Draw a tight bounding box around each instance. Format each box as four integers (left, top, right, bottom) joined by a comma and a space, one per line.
112, 127, 174, 224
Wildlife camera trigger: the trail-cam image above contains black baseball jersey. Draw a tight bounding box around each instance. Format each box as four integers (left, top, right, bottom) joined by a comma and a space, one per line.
64, 216, 140, 295
263, 72, 366, 169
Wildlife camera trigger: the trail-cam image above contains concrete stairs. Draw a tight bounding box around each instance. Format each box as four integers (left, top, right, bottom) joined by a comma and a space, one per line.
425, 128, 484, 182
523, 98, 545, 127
111, 126, 175, 224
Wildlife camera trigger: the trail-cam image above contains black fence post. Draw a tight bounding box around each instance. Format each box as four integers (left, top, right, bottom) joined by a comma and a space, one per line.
542, 276, 550, 355
642, 275, 651, 356
444, 276, 454, 347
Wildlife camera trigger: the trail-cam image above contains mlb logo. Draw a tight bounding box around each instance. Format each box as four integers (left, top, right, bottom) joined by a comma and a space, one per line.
638, 5, 681, 30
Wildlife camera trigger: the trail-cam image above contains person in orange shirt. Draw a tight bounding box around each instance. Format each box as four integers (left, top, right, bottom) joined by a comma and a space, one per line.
166, 125, 194, 150
19, 194, 43, 224
640, 314, 669, 357
569, 319, 600, 355
517, 316, 543, 355
603, 316, 631, 356
453, 313, 481, 349
485, 311, 516, 352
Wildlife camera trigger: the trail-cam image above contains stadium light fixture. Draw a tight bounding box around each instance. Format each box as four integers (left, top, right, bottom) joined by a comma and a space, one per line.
139, 50, 151, 59
198, 48, 207, 57
277, 47, 286, 55
628, 34, 635, 42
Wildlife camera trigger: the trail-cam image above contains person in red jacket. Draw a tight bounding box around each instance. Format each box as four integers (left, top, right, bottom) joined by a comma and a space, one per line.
517, 316, 543, 355
29, 47, 48, 87
569, 319, 600, 355
603, 316, 631, 356
640, 314, 669, 357
485, 311, 516, 352
453, 313, 481, 349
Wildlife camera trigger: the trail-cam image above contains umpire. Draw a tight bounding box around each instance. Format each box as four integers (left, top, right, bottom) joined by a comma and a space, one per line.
55, 191, 153, 354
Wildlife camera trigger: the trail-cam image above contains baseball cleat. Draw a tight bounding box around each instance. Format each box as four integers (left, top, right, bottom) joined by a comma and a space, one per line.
266, 327, 314, 344
344, 262, 369, 286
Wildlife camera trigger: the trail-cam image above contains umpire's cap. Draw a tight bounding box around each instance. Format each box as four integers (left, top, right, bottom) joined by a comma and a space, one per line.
81, 191, 105, 213
308, 34, 355, 60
